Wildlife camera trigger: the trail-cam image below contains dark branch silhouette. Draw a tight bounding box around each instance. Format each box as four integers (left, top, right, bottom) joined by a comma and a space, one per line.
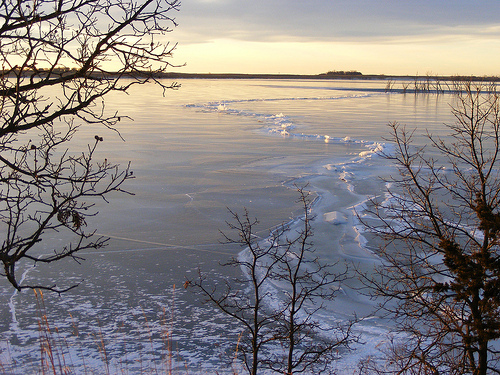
191, 186, 356, 375
360, 82, 500, 375
0, 0, 180, 292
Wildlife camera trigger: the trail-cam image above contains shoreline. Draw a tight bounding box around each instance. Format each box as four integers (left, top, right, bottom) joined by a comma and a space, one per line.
4, 69, 500, 82
150, 72, 500, 82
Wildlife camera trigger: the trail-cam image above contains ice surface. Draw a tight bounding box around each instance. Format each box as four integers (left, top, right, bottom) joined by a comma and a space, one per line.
0, 78, 459, 373
323, 211, 347, 224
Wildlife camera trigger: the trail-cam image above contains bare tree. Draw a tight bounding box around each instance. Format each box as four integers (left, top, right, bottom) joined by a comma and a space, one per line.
192, 207, 284, 375
191, 186, 355, 375
265, 186, 355, 375
360, 82, 500, 375
0, 0, 180, 292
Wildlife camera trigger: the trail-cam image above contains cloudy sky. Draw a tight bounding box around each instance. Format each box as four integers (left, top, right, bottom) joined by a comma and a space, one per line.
170, 1, 500, 76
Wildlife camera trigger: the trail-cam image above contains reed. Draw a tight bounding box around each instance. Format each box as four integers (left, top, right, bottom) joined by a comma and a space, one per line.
7, 287, 189, 375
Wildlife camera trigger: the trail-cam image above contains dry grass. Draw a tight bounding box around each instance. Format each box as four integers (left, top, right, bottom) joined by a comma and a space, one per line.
0, 287, 186, 375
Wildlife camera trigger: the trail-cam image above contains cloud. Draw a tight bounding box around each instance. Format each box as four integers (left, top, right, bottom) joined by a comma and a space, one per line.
175, 0, 500, 44
168, 0, 500, 76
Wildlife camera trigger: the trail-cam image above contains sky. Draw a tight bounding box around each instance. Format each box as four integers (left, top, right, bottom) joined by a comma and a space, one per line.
169, 0, 500, 76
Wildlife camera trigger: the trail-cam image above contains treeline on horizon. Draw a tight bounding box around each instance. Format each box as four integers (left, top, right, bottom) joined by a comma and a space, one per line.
3, 66, 500, 82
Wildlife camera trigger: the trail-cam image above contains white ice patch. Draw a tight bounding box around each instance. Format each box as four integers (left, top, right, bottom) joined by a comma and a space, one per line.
323, 211, 347, 225
358, 142, 385, 158
184, 95, 389, 150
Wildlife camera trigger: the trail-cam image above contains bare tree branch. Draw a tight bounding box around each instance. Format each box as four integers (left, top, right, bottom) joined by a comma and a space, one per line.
359, 82, 500, 375
0, 0, 179, 292
190, 186, 357, 375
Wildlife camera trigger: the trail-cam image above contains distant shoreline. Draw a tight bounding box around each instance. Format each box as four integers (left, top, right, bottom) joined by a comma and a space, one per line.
157, 72, 500, 82
4, 68, 499, 82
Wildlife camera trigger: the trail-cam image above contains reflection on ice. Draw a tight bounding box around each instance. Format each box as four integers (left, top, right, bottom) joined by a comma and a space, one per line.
0, 79, 458, 373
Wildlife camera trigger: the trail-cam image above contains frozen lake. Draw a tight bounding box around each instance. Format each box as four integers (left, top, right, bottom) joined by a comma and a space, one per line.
0, 78, 458, 373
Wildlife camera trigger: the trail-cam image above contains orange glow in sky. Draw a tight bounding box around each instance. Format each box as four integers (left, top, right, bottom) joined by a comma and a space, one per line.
169, 1, 500, 76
